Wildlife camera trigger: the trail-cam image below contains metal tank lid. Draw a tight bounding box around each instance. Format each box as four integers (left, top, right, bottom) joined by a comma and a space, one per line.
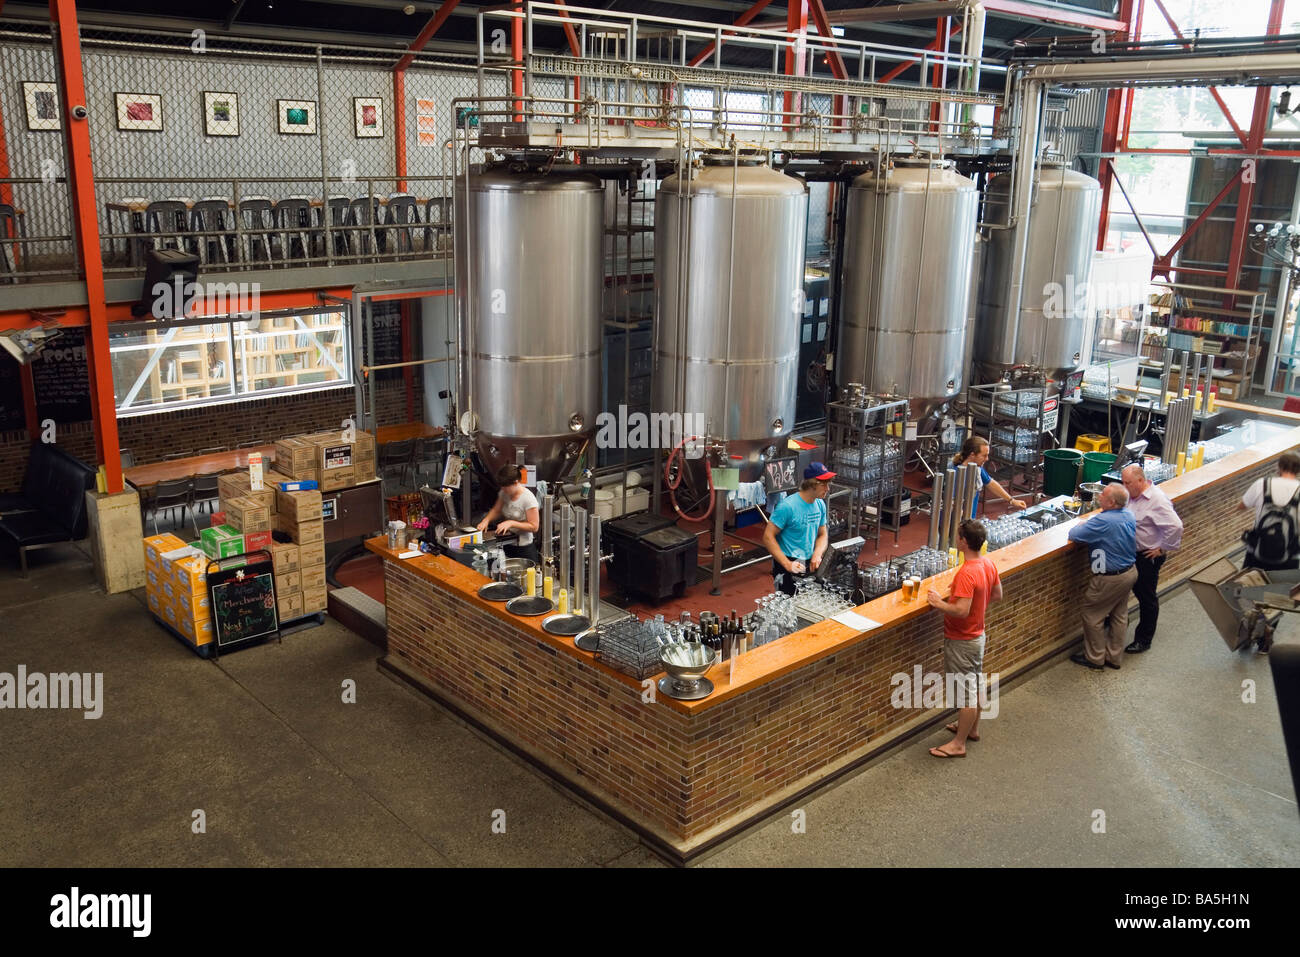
660, 160, 807, 197
466, 160, 602, 191
850, 160, 976, 191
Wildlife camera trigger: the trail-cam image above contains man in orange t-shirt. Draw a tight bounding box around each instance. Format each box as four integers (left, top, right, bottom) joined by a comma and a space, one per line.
925, 519, 1003, 758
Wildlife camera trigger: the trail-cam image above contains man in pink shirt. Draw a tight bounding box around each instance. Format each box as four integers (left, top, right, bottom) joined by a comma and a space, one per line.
1121, 464, 1183, 654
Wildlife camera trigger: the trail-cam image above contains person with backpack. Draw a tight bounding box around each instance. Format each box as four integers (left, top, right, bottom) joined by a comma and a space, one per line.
1238, 452, 1300, 571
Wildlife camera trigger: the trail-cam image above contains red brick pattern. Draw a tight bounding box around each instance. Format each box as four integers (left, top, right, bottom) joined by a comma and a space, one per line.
382, 450, 1290, 845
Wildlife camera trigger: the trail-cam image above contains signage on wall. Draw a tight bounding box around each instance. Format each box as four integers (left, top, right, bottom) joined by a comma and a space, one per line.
763, 456, 798, 494
30, 327, 91, 423
208, 553, 279, 651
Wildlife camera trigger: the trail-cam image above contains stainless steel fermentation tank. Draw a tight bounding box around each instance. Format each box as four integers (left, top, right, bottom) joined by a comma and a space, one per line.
838, 160, 978, 427
653, 155, 807, 480
454, 163, 603, 482
976, 163, 1102, 388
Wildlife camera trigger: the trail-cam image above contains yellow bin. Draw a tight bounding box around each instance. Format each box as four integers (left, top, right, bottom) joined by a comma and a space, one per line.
1075, 434, 1111, 454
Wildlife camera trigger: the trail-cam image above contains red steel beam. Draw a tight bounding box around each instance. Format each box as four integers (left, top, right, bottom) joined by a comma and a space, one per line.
783, 0, 808, 130
688, 0, 776, 69
394, 0, 462, 72
1155, 166, 1243, 271
50, 0, 121, 493
512, 1, 524, 120
1222, 0, 1285, 296
1096, 0, 1139, 250
1151, 0, 1247, 147
552, 0, 582, 116
807, 0, 848, 81
979, 0, 1126, 31
878, 22, 961, 84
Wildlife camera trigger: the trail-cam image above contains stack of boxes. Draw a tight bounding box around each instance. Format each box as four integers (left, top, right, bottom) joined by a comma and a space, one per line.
275, 485, 326, 617
142, 532, 214, 648
273, 429, 378, 491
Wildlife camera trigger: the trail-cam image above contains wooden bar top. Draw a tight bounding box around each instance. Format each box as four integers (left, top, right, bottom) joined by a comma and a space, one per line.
124, 445, 276, 486
376, 423, 444, 444
369, 419, 1300, 714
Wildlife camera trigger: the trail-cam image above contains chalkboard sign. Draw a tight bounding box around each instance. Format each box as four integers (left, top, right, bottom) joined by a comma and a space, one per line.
207, 552, 279, 650
31, 327, 91, 423
366, 301, 404, 381
763, 456, 799, 493
0, 353, 24, 432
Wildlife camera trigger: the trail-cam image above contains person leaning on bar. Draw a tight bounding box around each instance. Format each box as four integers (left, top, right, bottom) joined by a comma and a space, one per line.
1120, 463, 1183, 654
476, 464, 541, 563
1066, 483, 1138, 671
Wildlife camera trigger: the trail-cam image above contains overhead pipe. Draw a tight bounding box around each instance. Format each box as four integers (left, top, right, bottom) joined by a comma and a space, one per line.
1025, 53, 1300, 87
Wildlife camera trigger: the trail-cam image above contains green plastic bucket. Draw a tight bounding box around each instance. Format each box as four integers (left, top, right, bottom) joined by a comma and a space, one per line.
1043, 448, 1083, 497
1081, 451, 1118, 484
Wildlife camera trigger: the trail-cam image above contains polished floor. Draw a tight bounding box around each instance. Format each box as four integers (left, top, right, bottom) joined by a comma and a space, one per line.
1, 542, 1296, 867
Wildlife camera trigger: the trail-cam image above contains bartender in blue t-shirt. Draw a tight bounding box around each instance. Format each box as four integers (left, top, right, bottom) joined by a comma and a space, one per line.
762, 462, 834, 596
951, 436, 1027, 516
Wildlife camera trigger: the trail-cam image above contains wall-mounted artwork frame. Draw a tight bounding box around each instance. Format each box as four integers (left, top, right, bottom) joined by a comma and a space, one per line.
354, 97, 382, 138
277, 99, 317, 135
21, 81, 60, 131
115, 92, 164, 132
203, 91, 240, 137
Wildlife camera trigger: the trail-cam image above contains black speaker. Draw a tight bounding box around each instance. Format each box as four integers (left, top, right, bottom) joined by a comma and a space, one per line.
132, 248, 200, 318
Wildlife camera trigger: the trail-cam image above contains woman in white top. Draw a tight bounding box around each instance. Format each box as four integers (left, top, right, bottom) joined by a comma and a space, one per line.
476, 464, 541, 562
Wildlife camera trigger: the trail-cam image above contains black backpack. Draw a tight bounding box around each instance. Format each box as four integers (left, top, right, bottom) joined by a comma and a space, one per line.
1244, 478, 1300, 565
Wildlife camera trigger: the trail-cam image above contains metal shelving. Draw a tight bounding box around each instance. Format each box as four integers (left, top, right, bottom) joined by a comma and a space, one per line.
824, 393, 909, 552
969, 382, 1056, 499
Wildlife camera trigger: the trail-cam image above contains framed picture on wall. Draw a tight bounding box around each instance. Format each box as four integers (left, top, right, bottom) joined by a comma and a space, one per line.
277, 99, 317, 135
21, 81, 60, 131
202, 91, 240, 137
115, 92, 163, 131
353, 97, 382, 138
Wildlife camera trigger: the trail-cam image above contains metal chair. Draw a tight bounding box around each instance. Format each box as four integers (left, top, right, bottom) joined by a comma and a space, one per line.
423, 197, 451, 252
317, 196, 352, 258
0, 203, 26, 276
385, 194, 420, 255
120, 449, 136, 470
191, 473, 220, 535
412, 435, 444, 486
149, 478, 192, 535
190, 198, 235, 265
143, 200, 191, 253
238, 198, 276, 263
348, 197, 383, 258
273, 198, 314, 264
379, 438, 415, 492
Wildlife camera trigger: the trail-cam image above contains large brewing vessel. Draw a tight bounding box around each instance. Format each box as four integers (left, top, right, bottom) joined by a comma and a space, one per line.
976, 163, 1102, 387
838, 159, 978, 425
454, 162, 603, 482
654, 155, 807, 479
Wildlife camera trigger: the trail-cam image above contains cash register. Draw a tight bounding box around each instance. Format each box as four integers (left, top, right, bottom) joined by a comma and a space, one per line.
417, 486, 518, 566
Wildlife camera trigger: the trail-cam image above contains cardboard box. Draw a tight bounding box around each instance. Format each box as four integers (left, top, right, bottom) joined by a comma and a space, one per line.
218, 472, 252, 503
278, 516, 324, 545
145, 567, 163, 596
174, 590, 212, 623
243, 530, 273, 555
143, 533, 186, 571
298, 541, 325, 569
274, 569, 301, 594
178, 615, 214, 647
320, 465, 355, 492
277, 591, 304, 621
199, 525, 245, 560
273, 437, 318, 479
173, 553, 208, 596
313, 431, 355, 472
272, 541, 300, 574
354, 429, 375, 453
353, 450, 376, 481
159, 544, 203, 580
146, 590, 162, 616
225, 496, 272, 533
277, 488, 323, 523
161, 601, 180, 630
301, 585, 327, 614
300, 565, 326, 591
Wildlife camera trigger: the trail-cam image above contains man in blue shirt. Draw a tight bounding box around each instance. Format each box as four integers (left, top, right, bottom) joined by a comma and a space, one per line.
1065, 483, 1138, 670
762, 462, 833, 596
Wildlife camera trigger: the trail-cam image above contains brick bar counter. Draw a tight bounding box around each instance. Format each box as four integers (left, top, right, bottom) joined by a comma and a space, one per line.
369, 418, 1300, 863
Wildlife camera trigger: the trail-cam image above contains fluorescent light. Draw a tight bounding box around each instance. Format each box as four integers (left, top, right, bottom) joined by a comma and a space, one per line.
831, 26, 845, 37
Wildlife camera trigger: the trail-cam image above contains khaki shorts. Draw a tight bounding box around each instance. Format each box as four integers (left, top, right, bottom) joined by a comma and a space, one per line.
943, 634, 986, 707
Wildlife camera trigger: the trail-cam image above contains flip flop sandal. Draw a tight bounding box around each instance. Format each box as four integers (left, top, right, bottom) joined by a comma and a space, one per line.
929, 746, 966, 758
945, 723, 979, 741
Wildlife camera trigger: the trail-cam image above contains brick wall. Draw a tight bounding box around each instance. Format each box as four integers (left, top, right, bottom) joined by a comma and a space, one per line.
0, 377, 422, 492
381, 445, 1292, 849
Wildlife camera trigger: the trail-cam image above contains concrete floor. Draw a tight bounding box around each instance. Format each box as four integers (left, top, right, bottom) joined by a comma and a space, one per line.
2, 542, 1297, 867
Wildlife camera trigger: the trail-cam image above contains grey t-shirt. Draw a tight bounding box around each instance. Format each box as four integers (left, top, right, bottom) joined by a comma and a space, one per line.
499, 486, 539, 546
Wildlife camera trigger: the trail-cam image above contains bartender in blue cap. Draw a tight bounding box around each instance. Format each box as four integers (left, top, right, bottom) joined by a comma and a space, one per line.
762, 461, 835, 596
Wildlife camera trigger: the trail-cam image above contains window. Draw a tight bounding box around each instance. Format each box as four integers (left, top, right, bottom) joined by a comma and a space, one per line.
110, 309, 350, 416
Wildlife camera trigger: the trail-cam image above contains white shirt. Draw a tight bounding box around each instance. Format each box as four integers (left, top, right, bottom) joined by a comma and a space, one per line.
499, 485, 539, 546
1241, 475, 1300, 523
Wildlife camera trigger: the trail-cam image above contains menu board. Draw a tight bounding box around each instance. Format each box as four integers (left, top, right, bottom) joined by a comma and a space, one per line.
209, 558, 279, 648
763, 456, 799, 494
31, 328, 91, 423
367, 302, 403, 381
0, 353, 24, 432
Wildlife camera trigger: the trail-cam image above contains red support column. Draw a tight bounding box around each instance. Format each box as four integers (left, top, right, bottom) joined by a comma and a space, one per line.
783, 0, 808, 131
1223, 0, 1286, 299
1095, 0, 1140, 252
394, 69, 407, 192
512, 0, 524, 121
50, 0, 121, 493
